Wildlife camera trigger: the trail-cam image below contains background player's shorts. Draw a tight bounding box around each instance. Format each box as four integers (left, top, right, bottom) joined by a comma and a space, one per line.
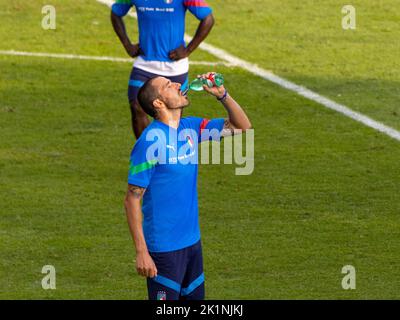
128, 67, 189, 103
147, 240, 205, 300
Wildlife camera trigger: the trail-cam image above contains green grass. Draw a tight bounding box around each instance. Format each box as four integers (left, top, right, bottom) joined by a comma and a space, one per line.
196, 0, 400, 130
0, 0, 218, 61
1, 0, 400, 299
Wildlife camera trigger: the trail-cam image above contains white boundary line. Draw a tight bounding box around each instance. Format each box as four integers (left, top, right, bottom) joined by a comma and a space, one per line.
0, 50, 232, 66
96, 0, 400, 142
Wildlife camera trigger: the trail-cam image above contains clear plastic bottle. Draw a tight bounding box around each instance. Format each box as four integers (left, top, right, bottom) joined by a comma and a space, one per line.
188, 73, 224, 92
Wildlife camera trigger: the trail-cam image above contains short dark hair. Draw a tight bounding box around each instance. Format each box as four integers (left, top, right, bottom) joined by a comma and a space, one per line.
137, 78, 160, 118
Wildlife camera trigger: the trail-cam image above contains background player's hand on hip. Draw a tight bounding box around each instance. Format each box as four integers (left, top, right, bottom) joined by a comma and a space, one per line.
169, 44, 190, 61
124, 42, 141, 58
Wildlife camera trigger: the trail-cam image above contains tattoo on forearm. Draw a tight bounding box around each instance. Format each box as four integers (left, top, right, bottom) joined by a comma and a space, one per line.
221, 119, 235, 137
128, 185, 145, 199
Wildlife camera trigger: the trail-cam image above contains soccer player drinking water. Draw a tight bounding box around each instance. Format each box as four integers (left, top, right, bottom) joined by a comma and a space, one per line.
124, 73, 251, 300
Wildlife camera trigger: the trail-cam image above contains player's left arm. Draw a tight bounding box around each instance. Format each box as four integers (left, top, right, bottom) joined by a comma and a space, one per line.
202, 74, 252, 137
170, 14, 214, 60
169, 6, 214, 60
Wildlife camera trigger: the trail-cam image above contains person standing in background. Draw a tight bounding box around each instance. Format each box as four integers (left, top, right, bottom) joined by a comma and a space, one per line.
111, 0, 215, 138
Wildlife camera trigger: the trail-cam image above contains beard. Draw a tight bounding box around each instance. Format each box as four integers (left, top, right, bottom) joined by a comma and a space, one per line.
165, 98, 190, 110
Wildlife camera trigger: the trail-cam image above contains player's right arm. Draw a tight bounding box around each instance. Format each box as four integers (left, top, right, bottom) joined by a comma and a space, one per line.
201, 73, 252, 136
110, 1, 141, 58
124, 184, 157, 278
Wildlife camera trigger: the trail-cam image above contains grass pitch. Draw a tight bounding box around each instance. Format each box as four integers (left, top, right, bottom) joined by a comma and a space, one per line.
0, 0, 400, 299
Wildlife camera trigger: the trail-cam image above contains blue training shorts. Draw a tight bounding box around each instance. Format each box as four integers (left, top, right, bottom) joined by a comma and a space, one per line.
147, 240, 205, 300
128, 67, 189, 103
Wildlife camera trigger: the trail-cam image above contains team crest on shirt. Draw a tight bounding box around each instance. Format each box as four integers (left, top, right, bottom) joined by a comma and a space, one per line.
157, 290, 167, 300
164, 0, 173, 4
186, 135, 194, 149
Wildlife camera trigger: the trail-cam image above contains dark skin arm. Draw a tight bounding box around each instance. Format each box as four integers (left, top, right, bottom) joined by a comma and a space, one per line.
111, 11, 141, 58
130, 102, 150, 140
111, 11, 149, 138
169, 13, 215, 61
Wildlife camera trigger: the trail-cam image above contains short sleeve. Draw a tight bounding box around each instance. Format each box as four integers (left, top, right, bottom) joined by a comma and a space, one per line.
199, 118, 224, 142
184, 0, 212, 20
127, 138, 157, 188
111, 0, 133, 17
186, 117, 224, 142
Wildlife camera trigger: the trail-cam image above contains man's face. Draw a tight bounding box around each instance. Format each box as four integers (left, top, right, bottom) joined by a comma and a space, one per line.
153, 77, 189, 110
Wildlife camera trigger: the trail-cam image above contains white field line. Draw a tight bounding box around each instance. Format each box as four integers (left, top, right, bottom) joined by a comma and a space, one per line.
0, 50, 232, 66
97, 0, 400, 142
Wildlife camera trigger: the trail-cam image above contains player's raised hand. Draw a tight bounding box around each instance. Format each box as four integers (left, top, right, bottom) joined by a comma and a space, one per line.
124, 42, 141, 58
169, 45, 190, 61
199, 72, 226, 99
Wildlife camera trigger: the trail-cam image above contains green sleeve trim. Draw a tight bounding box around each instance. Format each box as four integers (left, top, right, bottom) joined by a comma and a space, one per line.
115, 0, 131, 4
129, 159, 158, 175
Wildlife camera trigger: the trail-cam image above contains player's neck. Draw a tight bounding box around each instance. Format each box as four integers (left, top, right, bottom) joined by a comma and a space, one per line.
157, 109, 182, 129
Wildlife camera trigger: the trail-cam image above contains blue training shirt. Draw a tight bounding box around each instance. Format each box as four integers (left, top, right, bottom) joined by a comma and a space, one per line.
128, 117, 224, 252
112, 0, 212, 62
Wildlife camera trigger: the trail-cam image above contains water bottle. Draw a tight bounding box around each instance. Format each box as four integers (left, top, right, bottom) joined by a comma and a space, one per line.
188, 73, 224, 92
